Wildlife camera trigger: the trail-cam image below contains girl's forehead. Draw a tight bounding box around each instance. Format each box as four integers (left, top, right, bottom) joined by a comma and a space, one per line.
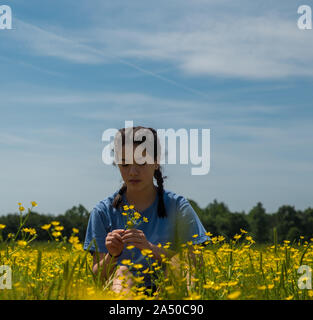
117, 145, 155, 163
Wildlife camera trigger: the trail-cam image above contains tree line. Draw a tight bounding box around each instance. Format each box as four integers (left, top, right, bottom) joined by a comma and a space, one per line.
0, 200, 312, 244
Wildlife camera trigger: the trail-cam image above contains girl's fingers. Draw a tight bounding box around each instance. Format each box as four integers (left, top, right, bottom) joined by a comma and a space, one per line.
108, 238, 124, 247
123, 229, 141, 235
123, 237, 142, 244
113, 234, 124, 242
113, 229, 125, 235
108, 233, 124, 243
122, 233, 144, 241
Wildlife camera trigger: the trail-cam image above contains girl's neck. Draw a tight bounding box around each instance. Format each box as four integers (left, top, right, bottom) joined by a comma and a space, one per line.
125, 184, 157, 211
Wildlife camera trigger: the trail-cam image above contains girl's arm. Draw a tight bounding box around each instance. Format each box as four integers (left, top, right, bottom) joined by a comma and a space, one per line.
92, 229, 125, 281
92, 252, 119, 281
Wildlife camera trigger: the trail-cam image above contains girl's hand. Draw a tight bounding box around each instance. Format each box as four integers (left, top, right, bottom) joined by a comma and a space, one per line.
121, 229, 152, 251
105, 229, 125, 257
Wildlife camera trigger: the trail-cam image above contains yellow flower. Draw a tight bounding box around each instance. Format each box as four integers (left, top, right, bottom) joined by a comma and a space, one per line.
127, 221, 134, 227
143, 217, 148, 223
133, 264, 143, 269
141, 249, 153, 256
19, 206, 25, 212
129, 205, 134, 209
285, 295, 293, 300
165, 285, 175, 293
22, 228, 36, 235
234, 234, 242, 240
133, 276, 144, 283
227, 291, 241, 300
73, 243, 83, 251
69, 236, 79, 244
134, 212, 141, 220
17, 240, 27, 247
31, 201, 38, 207
121, 259, 132, 266
51, 221, 60, 226
205, 231, 213, 237
72, 228, 79, 234
121, 212, 128, 216
126, 245, 135, 250
55, 226, 64, 231
52, 231, 61, 238
240, 228, 248, 234
41, 224, 51, 230
123, 205, 129, 211
192, 234, 199, 238
0, 224, 6, 230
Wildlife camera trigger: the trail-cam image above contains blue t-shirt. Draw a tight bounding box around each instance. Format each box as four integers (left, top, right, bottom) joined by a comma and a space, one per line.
83, 189, 210, 287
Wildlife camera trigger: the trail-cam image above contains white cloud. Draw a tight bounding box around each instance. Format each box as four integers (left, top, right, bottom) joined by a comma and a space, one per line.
9, 9, 313, 83
0, 133, 37, 146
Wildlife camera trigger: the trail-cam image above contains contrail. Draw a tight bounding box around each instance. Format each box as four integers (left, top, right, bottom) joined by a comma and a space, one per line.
15, 19, 211, 101
88, 45, 211, 100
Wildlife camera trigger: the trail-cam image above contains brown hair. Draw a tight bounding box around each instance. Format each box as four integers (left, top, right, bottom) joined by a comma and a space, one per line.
112, 126, 167, 218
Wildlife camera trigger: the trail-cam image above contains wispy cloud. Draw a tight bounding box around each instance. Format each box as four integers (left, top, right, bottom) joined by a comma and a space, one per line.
10, 9, 313, 80
0, 133, 37, 146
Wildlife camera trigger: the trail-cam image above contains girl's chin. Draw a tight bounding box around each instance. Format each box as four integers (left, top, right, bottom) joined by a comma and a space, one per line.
127, 182, 143, 189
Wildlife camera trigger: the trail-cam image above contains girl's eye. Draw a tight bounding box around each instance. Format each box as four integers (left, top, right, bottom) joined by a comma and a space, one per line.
120, 162, 146, 167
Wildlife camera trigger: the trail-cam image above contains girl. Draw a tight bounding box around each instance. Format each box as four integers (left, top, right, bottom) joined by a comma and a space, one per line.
83, 125, 210, 296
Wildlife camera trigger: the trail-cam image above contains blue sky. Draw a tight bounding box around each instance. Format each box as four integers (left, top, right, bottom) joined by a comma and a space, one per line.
0, 0, 312, 215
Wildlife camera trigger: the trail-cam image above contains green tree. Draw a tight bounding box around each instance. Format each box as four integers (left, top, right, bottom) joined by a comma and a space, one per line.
248, 202, 269, 243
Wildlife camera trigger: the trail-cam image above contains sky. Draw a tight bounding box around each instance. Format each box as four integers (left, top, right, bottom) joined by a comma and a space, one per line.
0, 0, 312, 216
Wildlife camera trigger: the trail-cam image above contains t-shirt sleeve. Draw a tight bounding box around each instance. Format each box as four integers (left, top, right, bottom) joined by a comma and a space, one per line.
83, 206, 110, 255
173, 197, 210, 251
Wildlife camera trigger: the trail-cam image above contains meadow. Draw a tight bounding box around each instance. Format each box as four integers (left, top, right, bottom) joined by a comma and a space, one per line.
1, 202, 313, 300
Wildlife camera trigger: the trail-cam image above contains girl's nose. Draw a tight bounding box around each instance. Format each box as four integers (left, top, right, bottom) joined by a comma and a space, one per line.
129, 164, 139, 175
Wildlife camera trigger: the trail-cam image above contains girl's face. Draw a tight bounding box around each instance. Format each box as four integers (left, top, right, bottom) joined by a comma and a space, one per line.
117, 145, 158, 191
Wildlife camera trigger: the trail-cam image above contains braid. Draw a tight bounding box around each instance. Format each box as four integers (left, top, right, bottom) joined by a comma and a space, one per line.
154, 167, 167, 218
112, 183, 127, 209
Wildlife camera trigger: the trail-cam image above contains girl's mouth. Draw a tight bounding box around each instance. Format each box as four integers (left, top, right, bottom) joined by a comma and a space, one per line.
129, 179, 141, 184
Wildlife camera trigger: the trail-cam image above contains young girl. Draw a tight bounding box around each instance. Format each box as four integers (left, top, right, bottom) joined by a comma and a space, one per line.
83, 125, 210, 295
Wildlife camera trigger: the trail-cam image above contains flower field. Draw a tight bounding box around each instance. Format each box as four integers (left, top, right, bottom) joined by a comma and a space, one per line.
1, 202, 313, 300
